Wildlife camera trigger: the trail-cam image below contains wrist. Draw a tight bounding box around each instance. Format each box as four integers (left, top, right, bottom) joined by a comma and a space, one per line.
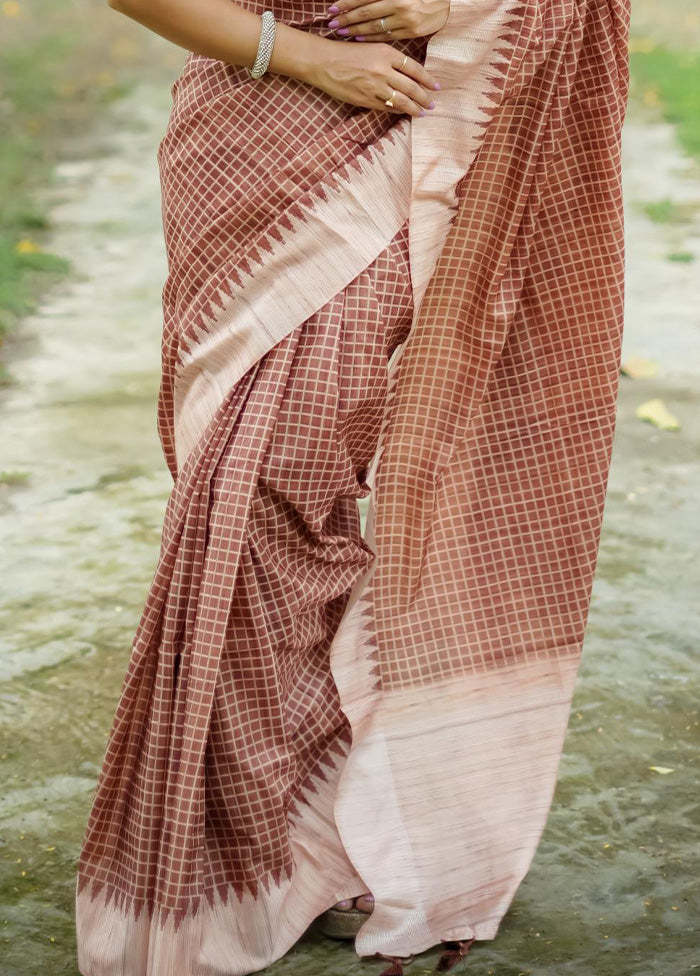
267, 23, 329, 86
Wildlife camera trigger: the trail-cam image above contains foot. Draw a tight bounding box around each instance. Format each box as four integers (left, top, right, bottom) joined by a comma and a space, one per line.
333, 892, 374, 913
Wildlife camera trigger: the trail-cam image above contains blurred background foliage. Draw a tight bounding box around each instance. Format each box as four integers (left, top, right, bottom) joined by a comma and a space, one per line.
0, 0, 177, 350
630, 0, 700, 161
0, 0, 699, 352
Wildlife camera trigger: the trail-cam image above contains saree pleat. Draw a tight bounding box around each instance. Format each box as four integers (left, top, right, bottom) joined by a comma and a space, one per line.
76, 0, 630, 972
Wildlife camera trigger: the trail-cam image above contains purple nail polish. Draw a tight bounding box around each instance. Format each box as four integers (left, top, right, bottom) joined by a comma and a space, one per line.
337, 26, 349, 35
328, 3, 339, 11
355, 35, 365, 41
419, 109, 426, 117
433, 81, 441, 90
328, 17, 339, 27
429, 101, 435, 109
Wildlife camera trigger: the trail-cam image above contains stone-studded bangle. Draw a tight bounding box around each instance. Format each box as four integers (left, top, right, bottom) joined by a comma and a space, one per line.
247, 11, 277, 79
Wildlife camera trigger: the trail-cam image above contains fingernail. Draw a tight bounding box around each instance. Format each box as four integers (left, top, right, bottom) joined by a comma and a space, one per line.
419, 109, 426, 117
429, 101, 435, 109
364, 894, 375, 903
433, 81, 441, 90
355, 35, 365, 41
337, 26, 349, 35
328, 3, 339, 11
328, 18, 340, 27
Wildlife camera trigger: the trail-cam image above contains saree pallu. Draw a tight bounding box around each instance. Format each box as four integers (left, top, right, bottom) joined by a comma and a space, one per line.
76, 1, 631, 973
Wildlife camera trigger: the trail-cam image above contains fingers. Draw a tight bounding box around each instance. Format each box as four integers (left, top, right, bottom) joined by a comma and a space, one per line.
360, 43, 441, 118
332, 19, 399, 39
329, 0, 392, 31
328, 0, 450, 39
328, 0, 389, 25
328, 0, 405, 39
380, 87, 426, 118
396, 53, 440, 94
379, 73, 436, 118
332, 14, 399, 38
352, 32, 406, 42
387, 69, 437, 115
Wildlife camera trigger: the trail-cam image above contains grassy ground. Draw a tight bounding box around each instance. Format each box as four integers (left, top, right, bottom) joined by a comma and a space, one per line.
0, 0, 177, 365
629, 1, 700, 164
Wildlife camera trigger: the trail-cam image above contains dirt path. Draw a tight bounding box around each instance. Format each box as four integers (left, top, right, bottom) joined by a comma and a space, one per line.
0, 83, 698, 976
0, 87, 175, 975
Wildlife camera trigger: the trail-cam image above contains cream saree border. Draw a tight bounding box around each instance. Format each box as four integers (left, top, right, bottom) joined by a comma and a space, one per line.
172, 0, 522, 473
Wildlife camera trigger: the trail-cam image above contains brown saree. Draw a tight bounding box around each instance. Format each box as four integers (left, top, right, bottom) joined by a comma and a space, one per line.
75, 0, 631, 973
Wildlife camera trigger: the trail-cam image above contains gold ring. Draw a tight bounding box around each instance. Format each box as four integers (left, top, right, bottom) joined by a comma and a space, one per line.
400, 54, 408, 71
384, 89, 397, 108
380, 16, 391, 33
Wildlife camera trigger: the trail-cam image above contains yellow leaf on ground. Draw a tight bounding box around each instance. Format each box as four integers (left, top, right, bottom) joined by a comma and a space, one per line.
649, 766, 675, 775
621, 356, 658, 380
15, 238, 41, 254
636, 399, 680, 432
629, 37, 655, 54
2, 0, 21, 18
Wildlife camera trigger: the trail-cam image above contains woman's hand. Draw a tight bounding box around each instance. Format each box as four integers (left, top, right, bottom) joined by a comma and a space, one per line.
326, 0, 450, 41
103, 0, 440, 118
306, 40, 441, 117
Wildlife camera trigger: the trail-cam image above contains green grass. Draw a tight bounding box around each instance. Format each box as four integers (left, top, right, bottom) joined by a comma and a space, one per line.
0, 1, 172, 350
0, 13, 82, 342
0, 470, 30, 486
630, 46, 700, 162
667, 250, 696, 264
640, 198, 690, 225
0, 239, 70, 333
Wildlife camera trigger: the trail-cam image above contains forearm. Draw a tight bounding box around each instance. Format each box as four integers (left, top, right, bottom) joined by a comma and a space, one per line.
106, 0, 325, 84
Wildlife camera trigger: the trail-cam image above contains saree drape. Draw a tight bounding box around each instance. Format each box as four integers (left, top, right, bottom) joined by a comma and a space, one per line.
76, 1, 631, 973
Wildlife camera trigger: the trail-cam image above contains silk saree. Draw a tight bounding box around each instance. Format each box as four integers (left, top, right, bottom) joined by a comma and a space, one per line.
75, 0, 631, 973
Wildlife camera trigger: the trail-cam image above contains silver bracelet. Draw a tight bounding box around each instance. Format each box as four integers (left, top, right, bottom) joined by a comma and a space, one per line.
247, 11, 277, 80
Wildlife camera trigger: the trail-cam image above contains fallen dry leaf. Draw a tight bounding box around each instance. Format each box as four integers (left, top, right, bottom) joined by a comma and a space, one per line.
636, 399, 680, 432
649, 766, 675, 775
621, 356, 658, 380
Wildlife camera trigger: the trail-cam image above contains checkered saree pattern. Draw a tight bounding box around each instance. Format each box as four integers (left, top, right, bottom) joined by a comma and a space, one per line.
76, 1, 630, 973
